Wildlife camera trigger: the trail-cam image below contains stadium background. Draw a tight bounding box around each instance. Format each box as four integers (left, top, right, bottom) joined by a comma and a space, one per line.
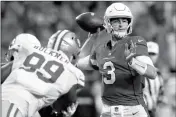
1, 1, 175, 117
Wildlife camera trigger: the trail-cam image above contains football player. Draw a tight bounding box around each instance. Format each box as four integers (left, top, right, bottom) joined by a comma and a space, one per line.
143, 41, 164, 117
2, 33, 85, 117
40, 30, 82, 117
2, 34, 42, 117
76, 3, 157, 117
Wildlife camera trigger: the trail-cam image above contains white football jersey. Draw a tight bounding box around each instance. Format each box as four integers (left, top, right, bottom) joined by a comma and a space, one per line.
2, 45, 85, 117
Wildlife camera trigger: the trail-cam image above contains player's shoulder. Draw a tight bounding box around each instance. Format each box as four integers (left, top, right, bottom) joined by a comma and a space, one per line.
94, 36, 110, 53
97, 30, 111, 46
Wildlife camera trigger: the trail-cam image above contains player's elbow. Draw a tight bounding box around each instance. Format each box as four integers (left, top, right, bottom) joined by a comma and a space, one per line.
45, 87, 60, 99
144, 65, 157, 79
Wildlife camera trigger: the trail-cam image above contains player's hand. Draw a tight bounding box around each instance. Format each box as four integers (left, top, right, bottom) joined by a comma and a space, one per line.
62, 102, 78, 117
124, 40, 137, 62
87, 28, 101, 41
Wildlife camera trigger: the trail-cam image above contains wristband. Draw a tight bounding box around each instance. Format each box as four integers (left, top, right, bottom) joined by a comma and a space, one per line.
128, 57, 147, 75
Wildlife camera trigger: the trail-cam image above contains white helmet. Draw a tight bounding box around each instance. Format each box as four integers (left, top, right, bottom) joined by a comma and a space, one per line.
9, 33, 41, 50
47, 30, 81, 61
6, 33, 41, 61
104, 3, 133, 38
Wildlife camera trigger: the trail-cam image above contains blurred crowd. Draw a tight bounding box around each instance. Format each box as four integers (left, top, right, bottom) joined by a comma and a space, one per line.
1, 1, 176, 117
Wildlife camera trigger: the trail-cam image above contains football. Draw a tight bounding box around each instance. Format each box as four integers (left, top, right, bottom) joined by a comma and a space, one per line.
52, 85, 77, 114
76, 12, 105, 33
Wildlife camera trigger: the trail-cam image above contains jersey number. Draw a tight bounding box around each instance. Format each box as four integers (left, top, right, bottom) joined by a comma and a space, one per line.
103, 61, 115, 84
21, 52, 64, 83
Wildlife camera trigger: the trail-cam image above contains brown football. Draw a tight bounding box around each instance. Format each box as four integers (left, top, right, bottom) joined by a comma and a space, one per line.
76, 12, 104, 33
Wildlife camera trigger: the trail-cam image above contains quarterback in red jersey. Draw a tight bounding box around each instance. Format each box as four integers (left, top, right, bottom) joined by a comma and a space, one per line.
76, 2, 157, 117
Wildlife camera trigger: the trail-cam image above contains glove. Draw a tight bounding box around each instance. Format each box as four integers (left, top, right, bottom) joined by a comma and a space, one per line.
62, 102, 78, 117
87, 28, 101, 40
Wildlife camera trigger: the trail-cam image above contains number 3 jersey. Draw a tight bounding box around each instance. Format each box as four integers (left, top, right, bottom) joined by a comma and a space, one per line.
90, 34, 148, 106
2, 45, 85, 117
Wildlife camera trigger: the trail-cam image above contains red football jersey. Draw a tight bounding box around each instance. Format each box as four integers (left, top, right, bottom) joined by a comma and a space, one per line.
90, 35, 148, 106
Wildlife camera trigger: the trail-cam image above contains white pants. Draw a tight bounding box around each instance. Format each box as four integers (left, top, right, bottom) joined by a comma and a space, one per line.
100, 103, 148, 117
2, 100, 23, 117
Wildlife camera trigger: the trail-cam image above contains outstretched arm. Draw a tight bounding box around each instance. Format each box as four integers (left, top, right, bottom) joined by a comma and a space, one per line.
78, 33, 95, 58
78, 30, 100, 58
76, 29, 100, 70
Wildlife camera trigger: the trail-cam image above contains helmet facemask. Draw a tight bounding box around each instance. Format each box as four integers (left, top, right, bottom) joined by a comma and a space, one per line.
60, 39, 80, 64
47, 30, 81, 64
5, 49, 15, 62
5, 33, 41, 62
104, 3, 133, 38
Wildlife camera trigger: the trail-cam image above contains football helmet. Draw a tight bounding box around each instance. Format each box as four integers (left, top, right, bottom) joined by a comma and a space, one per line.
104, 3, 133, 38
47, 30, 81, 61
6, 33, 41, 61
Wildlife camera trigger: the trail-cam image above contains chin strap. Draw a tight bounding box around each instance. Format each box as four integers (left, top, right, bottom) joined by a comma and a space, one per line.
111, 29, 127, 38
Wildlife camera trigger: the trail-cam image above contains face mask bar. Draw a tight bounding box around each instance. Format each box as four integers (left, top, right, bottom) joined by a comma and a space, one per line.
104, 17, 132, 38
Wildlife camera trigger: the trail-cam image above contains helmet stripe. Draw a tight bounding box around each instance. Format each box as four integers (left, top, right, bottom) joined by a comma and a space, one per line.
51, 30, 62, 49
54, 30, 69, 51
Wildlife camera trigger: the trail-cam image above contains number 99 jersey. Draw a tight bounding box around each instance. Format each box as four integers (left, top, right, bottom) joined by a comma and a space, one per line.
2, 44, 85, 117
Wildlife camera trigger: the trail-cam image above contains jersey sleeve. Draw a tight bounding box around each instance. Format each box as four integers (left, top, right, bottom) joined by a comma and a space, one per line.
75, 68, 85, 89
60, 63, 85, 92
69, 63, 85, 88
131, 36, 148, 56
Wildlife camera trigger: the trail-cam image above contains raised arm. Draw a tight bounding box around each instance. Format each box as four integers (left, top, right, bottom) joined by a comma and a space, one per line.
76, 29, 100, 70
